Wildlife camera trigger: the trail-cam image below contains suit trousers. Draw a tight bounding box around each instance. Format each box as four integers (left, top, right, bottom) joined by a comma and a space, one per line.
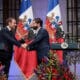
37, 48, 49, 64
0, 51, 12, 78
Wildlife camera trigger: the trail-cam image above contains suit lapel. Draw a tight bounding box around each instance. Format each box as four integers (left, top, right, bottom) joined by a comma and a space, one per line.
35, 28, 42, 37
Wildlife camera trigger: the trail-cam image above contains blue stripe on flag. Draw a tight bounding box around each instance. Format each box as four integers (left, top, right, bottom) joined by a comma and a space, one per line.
48, 0, 59, 12
19, 0, 31, 14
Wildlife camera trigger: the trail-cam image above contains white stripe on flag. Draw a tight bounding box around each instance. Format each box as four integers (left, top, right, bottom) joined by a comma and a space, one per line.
47, 5, 61, 21
47, 5, 63, 30
19, 6, 33, 21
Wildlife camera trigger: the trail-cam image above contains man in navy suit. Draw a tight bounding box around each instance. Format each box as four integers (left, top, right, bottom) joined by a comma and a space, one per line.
27, 18, 50, 64
0, 18, 27, 77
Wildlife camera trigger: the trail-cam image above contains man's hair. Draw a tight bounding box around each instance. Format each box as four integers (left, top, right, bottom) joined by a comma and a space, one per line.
6, 17, 15, 25
33, 18, 43, 27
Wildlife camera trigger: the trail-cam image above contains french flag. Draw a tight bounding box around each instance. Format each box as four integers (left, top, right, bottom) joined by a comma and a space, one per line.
45, 0, 64, 63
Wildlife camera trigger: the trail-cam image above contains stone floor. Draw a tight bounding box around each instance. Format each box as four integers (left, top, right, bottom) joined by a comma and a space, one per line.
69, 64, 80, 80
8, 58, 38, 80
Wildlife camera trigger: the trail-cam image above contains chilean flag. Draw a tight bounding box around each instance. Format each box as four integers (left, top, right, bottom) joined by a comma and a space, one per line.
15, 0, 34, 36
19, 0, 33, 22
45, 0, 64, 63
14, 0, 37, 79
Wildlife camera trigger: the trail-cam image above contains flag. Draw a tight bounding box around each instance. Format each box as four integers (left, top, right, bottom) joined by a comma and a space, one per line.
14, 0, 37, 79
19, 0, 33, 22
18, 0, 33, 31
45, 0, 64, 63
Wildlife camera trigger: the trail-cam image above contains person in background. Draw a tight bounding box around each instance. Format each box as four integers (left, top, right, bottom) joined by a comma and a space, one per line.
27, 18, 50, 64
0, 17, 27, 78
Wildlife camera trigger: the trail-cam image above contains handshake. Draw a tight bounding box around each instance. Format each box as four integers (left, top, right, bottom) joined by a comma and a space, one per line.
18, 38, 29, 50
21, 43, 28, 49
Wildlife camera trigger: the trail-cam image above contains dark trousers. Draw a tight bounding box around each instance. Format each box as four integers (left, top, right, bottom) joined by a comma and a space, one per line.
37, 48, 49, 64
0, 51, 12, 78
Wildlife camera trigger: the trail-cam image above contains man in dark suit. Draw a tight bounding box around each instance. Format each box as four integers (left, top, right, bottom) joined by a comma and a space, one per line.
27, 18, 50, 64
0, 18, 27, 77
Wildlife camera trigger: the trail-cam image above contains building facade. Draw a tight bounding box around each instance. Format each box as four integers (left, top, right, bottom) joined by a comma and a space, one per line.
0, 0, 80, 43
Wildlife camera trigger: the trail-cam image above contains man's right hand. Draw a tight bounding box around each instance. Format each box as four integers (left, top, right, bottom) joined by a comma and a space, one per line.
21, 43, 27, 49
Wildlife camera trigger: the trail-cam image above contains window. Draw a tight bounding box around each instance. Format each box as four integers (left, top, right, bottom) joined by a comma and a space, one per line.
3, 0, 20, 26
67, 0, 80, 43
0, 0, 3, 27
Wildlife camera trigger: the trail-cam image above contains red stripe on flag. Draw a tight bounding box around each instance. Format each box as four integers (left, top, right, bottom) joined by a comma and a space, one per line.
14, 21, 37, 79
45, 17, 64, 64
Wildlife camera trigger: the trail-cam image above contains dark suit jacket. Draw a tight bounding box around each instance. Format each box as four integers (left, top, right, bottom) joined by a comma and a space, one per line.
27, 28, 50, 63
0, 27, 21, 53
27, 28, 36, 41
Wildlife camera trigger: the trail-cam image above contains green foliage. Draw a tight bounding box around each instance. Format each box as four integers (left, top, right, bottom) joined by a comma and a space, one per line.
34, 51, 76, 80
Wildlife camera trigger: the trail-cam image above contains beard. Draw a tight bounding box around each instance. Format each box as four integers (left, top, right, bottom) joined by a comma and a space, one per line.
32, 26, 38, 30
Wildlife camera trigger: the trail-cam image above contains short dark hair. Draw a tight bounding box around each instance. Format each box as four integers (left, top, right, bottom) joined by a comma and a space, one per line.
6, 17, 15, 25
33, 18, 43, 27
